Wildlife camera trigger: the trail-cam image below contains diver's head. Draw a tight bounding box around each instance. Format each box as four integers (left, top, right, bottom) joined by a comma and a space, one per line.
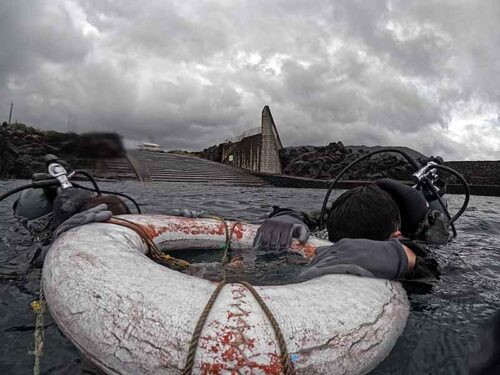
327, 184, 401, 242
13, 188, 55, 220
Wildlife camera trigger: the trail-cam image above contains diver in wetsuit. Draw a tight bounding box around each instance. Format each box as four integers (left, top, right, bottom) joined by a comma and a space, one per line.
253, 179, 447, 282
13, 187, 130, 266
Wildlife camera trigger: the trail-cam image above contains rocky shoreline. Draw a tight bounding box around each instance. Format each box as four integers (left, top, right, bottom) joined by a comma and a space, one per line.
0, 122, 126, 179
279, 141, 428, 181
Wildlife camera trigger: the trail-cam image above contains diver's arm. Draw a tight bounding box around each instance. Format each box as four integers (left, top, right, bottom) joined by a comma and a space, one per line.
298, 237, 440, 282
298, 238, 409, 281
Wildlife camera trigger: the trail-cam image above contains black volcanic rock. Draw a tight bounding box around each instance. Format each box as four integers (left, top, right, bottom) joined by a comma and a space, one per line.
280, 141, 426, 181
199, 143, 224, 162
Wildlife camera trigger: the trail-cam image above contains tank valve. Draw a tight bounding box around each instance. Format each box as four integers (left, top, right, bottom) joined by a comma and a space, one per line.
48, 163, 73, 189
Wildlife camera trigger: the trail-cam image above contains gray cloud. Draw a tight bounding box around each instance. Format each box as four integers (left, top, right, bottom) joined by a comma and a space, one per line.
1, 0, 499, 159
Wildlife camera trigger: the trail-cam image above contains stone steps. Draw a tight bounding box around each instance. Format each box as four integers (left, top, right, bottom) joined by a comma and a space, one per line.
129, 150, 267, 185
90, 158, 138, 180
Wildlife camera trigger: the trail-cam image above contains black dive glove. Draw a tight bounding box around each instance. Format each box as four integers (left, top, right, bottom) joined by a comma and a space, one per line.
50, 188, 94, 230
400, 239, 441, 281
53, 203, 113, 239
253, 213, 310, 251
413, 209, 450, 244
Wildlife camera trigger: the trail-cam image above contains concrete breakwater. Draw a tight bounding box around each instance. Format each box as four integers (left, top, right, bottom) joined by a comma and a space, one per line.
444, 161, 500, 186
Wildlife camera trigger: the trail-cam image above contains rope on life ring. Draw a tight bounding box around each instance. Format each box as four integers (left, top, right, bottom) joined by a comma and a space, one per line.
182, 278, 296, 375
108, 215, 296, 375
108, 216, 193, 271
179, 217, 296, 375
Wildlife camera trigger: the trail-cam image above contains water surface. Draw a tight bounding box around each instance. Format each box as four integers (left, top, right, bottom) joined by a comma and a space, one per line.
0, 180, 499, 374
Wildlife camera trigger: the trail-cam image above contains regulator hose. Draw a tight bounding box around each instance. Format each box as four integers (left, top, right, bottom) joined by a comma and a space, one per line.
0, 180, 59, 203
319, 148, 420, 229
73, 170, 101, 196
72, 182, 141, 214
1, 178, 140, 215
422, 177, 457, 237
432, 164, 470, 224
417, 164, 470, 238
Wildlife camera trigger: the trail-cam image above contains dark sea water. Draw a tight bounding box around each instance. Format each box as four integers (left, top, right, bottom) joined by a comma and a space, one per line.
0, 180, 499, 374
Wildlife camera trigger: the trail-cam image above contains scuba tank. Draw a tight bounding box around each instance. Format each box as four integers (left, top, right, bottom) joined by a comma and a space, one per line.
13, 173, 58, 220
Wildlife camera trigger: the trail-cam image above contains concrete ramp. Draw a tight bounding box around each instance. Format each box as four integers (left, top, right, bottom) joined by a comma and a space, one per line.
129, 151, 268, 185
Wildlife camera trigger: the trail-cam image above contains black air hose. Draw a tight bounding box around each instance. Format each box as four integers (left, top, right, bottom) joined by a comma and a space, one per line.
0, 180, 59, 203
73, 170, 101, 196
72, 182, 141, 214
432, 164, 470, 224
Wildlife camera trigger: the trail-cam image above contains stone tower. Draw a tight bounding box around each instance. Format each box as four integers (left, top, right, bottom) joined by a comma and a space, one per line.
260, 106, 283, 174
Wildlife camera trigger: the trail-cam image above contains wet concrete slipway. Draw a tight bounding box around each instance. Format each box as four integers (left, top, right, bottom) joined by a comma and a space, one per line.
1, 179, 499, 374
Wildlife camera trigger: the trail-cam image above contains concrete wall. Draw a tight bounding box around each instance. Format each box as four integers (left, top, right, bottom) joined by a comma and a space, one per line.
222, 134, 262, 172
214, 106, 283, 174
444, 161, 500, 185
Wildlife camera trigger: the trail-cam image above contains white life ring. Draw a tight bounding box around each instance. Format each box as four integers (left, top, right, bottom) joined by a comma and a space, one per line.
42, 214, 409, 374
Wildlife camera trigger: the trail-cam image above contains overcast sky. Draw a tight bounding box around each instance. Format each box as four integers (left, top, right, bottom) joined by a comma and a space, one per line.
1, 0, 499, 160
